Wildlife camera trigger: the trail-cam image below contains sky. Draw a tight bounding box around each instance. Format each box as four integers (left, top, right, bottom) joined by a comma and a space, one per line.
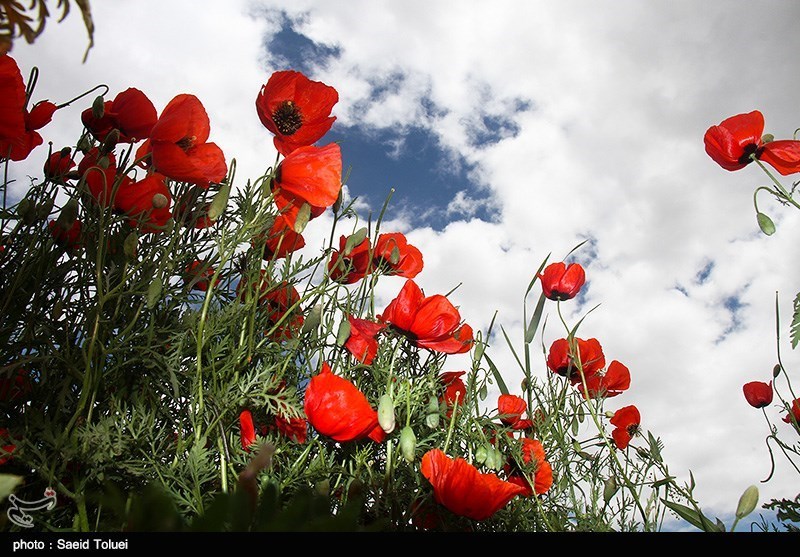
7, 0, 800, 530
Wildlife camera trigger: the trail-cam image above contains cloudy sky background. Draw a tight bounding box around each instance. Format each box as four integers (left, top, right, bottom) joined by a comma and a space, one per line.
8, 0, 800, 528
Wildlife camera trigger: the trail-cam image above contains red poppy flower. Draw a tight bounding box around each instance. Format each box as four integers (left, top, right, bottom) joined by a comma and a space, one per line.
420, 448, 526, 521
782, 398, 800, 425
303, 362, 384, 443
78, 148, 129, 207
328, 234, 372, 284
240, 410, 256, 451
114, 173, 172, 233
81, 88, 157, 143
274, 415, 307, 444
140, 94, 227, 188
272, 143, 342, 225
582, 360, 631, 399
373, 232, 423, 278
256, 70, 338, 156
380, 279, 474, 354
236, 272, 304, 340
440, 371, 467, 417
610, 405, 640, 450
48, 219, 82, 250
184, 260, 217, 292
546, 337, 605, 385
743, 381, 773, 409
507, 438, 553, 496
254, 215, 305, 260
44, 148, 75, 182
498, 394, 527, 427
539, 262, 586, 301
0, 428, 15, 466
704, 111, 800, 175
344, 315, 386, 365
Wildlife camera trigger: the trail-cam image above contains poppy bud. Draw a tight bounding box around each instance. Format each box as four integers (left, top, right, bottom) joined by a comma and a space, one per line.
399, 426, 416, 462
378, 394, 395, 433
152, 193, 169, 209
92, 95, 105, 119
735, 485, 759, 520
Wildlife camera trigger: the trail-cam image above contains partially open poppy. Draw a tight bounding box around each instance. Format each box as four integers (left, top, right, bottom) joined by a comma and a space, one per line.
582, 360, 631, 399
239, 410, 256, 452
141, 94, 227, 188
372, 232, 423, 278
114, 173, 172, 233
256, 70, 338, 156
272, 143, 342, 226
539, 262, 585, 301
704, 110, 800, 175
328, 234, 372, 284
344, 315, 386, 365
420, 448, 526, 521
546, 337, 605, 385
304, 362, 383, 443
380, 279, 474, 354
81, 87, 157, 143
743, 381, 773, 409
610, 405, 640, 450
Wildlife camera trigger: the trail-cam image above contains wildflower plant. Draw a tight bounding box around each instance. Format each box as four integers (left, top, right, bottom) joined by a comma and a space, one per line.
0, 50, 734, 533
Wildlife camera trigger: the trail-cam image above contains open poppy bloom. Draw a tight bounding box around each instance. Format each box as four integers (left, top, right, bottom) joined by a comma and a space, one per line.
81, 87, 157, 143
782, 398, 800, 425
272, 143, 342, 227
704, 110, 800, 175
420, 448, 527, 521
237, 272, 304, 340
304, 362, 384, 443
239, 410, 256, 451
539, 262, 585, 301
344, 315, 386, 365
48, 219, 82, 251
506, 438, 554, 496
140, 94, 227, 188
610, 405, 640, 450
582, 360, 631, 399
328, 234, 373, 284
743, 381, 773, 409
256, 70, 339, 156
114, 173, 172, 233
546, 337, 606, 385
372, 233, 423, 278
44, 148, 75, 182
254, 215, 305, 260
183, 260, 217, 292
380, 279, 474, 354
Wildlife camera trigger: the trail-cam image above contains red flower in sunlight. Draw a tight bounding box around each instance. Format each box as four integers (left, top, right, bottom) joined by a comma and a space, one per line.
498, 394, 527, 427
48, 219, 82, 250
140, 94, 227, 188
782, 398, 800, 425
420, 448, 526, 521
610, 405, 641, 450
44, 148, 75, 182
254, 215, 305, 260
539, 262, 585, 301
78, 148, 129, 207
372, 233, 423, 278
344, 315, 386, 365
704, 110, 800, 175
114, 173, 172, 233
274, 415, 307, 444
328, 234, 372, 284
546, 337, 605, 385
0, 429, 15, 466
236, 272, 304, 340
304, 362, 384, 443
183, 260, 217, 292
256, 70, 338, 156
81, 88, 157, 143
743, 381, 773, 409
240, 410, 256, 451
440, 371, 467, 416
507, 438, 553, 496
582, 360, 631, 399
272, 143, 342, 226
380, 279, 474, 354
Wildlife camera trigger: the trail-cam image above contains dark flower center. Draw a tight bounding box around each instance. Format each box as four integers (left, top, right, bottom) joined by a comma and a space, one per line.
272, 100, 303, 136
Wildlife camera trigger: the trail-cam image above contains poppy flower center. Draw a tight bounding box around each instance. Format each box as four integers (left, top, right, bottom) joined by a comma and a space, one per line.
177, 135, 197, 151
272, 101, 303, 135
